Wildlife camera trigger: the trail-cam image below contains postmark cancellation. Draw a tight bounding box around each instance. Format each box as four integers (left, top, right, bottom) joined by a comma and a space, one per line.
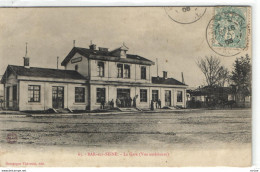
206, 6, 251, 57
165, 7, 207, 24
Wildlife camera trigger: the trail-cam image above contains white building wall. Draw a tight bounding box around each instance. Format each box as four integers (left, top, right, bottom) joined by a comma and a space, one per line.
90, 84, 151, 110
65, 53, 89, 78
19, 81, 47, 111
89, 84, 186, 110
90, 59, 151, 83
19, 80, 88, 111
174, 88, 186, 107
136, 86, 150, 109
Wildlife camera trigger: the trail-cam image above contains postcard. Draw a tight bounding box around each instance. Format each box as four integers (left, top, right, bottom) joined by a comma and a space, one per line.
0, 6, 252, 167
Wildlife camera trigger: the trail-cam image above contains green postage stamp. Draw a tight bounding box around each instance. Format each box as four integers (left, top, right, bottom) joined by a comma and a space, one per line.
213, 7, 247, 48
206, 6, 251, 57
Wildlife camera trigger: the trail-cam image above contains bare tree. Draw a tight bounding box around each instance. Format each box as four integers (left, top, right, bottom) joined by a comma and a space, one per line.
216, 66, 229, 87
196, 56, 229, 87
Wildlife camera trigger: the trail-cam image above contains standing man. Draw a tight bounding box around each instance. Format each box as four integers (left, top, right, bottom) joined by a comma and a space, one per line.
101, 97, 105, 109
110, 99, 114, 109
151, 100, 154, 110
158, 99, 161, 109
129, 97, 132, 107
133, 97, 136, 107
116, 98, 121, 107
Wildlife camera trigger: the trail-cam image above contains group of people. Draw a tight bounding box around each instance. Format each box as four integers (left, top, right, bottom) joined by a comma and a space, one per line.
100, 96, 162, 110
100, 98, 116, 109
99, 96, 137, 109
150, 99, 161, 110
116, 96, 137, 108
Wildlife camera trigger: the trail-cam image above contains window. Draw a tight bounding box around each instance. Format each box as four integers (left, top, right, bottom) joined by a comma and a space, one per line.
28, 85, 40, 102
117, 64, 123, 78
152, 90, 159, 101
97, 62, 105, 77
96, 88, 106, 103
140, 89, 147, 102
117, 63, 131, 79
141, 66, 146, 79
75, 65, 78, 71
177, 91, 183, 102
75, 87, 85, 103
124, 64, 130, 78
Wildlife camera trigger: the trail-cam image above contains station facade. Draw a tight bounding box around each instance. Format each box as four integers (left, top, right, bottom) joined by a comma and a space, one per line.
1, 44, 188, 111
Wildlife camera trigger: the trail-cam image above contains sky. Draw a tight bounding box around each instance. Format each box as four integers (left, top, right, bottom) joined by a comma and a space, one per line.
0, 7, 251, 92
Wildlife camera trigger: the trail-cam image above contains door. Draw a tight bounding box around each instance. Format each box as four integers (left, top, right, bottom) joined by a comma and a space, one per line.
13, 85, 17, 108
117, 89, 131, 107
165, 90, 171, 106
6, 87, 10, 108
152, 90, 159, 102
52, 86, 64, 109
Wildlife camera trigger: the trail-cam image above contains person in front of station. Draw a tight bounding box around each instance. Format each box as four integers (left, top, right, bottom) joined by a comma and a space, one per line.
151, 99, 154, 110
100, 97, 105, 109
110, 99, 114, 109
129, 96, 132, 107
116, 98, 121, 107
133, 97, 136, 107
158, 99, 161, 109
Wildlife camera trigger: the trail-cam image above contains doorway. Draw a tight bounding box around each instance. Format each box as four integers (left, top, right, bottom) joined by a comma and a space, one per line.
6, 86, 10, 108
165, 90, 171, 106
13, 85, 17, 108
117, 88, 131, 107
52, 86, 64, 109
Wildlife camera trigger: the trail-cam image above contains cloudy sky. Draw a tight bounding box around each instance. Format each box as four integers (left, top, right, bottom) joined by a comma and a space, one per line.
0, 7, 250, 90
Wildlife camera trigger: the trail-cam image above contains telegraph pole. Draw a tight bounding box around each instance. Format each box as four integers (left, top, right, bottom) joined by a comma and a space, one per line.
57, 56, 59, 69
156, 58, 159, 77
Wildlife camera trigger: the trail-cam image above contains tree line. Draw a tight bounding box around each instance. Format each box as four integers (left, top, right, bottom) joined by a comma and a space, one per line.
196, 54, 251, 104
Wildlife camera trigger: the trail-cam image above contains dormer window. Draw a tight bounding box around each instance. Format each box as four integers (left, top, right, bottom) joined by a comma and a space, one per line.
75, 65, 78, 71
120, 50, 127, 58
110, 44, 129, 58
98, 62, 105, 77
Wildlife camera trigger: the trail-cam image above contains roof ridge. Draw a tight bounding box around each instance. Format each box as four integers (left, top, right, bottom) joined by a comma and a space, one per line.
152, 76, 187, 86
5, 65, 86, 80
8, 65, 18, 76
9, 64, 79, 72
61, 47, 155, 66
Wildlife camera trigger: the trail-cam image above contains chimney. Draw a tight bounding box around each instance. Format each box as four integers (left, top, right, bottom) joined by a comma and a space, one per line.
181, 72, 185, 84
23, 42, 30, 68
89, 44, 96, 50
23, 57, 30, 68
163, 71, 167, 79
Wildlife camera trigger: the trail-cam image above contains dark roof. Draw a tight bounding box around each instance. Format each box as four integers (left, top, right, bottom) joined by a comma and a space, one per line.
61, 47, 155, 66
1, 65, 86, 83
187, 86, 235, 96
152, 77, 187, 86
